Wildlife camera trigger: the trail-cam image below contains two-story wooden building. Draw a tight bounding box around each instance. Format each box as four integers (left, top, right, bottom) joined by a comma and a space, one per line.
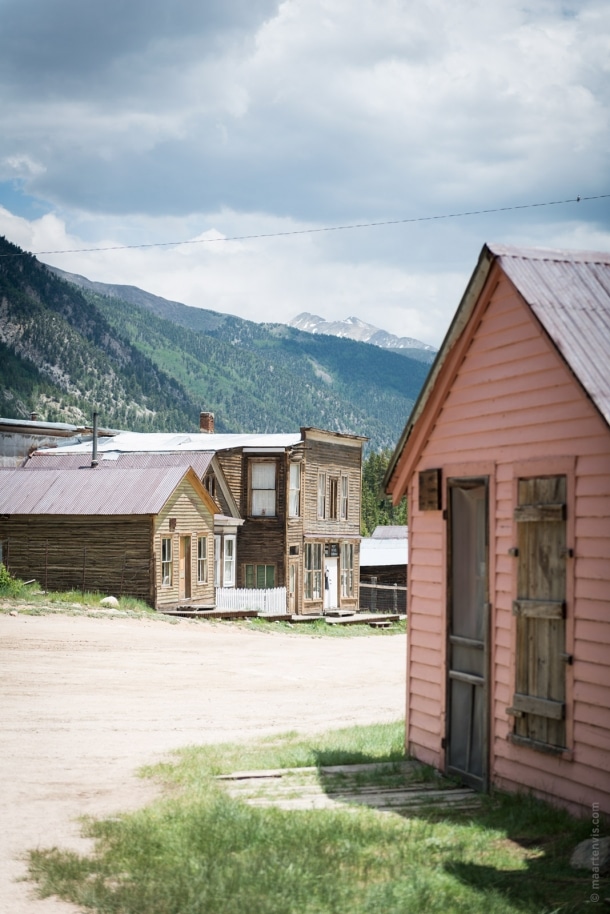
27, 419, 367, 614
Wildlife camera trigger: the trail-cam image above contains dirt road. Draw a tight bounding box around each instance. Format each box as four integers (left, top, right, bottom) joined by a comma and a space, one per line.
0, 612, 406, 913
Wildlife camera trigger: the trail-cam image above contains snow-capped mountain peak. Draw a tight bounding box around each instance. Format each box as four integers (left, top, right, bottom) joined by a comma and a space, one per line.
288, 313, 436, 362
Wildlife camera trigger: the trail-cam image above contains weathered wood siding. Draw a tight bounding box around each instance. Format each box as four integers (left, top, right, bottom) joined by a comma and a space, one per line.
154, 479, 216, 607
0, 515, 154, 602
301, 435, 363, 612
405, 270, 610, 814
215, 452, 243, 506
214, 437, 364, 614
302, 438, 362, 537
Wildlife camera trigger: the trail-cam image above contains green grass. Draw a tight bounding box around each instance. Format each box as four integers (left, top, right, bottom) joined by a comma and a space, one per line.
0, 587, 406, 635
0, 582, 160, 619
27, 723, 600, 914
232, 617, 407, 637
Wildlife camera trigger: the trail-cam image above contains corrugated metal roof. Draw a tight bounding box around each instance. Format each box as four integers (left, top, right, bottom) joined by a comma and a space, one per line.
34, 431, 303, 456
371, 525, 408, 540
0, 466, 200, 515
490, 244, 610, 426
25, 451, 215, 476
385, 243, 610, 494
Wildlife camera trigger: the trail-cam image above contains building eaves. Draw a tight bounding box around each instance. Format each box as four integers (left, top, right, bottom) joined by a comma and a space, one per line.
35, 431, 304, 456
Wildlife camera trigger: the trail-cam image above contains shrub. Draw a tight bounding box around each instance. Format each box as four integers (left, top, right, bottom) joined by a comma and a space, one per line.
0, 563, 25, 597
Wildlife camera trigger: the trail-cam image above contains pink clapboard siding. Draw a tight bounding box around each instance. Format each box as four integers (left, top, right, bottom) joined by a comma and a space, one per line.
402, 264, 610, 816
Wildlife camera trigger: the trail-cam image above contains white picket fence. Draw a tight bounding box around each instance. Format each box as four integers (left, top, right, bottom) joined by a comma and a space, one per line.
215, 586, 288, 615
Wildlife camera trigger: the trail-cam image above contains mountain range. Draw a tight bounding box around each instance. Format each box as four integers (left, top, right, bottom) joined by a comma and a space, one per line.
0, 236, 431, 450
288, 313, 436, 362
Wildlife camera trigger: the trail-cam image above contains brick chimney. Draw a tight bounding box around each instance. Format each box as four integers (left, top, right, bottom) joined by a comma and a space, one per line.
199, 411, 215, 434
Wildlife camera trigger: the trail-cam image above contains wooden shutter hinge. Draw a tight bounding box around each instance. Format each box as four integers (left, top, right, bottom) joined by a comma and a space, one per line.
560, 652, 573, 665
508, 546, 519, 557
560, 547, 574, 558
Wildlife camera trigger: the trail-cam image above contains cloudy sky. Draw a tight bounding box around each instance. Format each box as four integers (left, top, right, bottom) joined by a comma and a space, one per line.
1, 0, 609, 347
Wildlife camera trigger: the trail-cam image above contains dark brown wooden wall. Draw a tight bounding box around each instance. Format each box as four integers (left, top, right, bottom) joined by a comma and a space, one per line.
0, 515, 154, 602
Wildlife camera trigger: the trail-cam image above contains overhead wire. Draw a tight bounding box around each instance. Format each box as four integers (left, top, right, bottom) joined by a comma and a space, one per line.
0, 193, 608, 259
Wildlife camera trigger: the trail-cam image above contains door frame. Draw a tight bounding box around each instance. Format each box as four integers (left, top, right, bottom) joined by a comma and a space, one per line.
324, 556, 339, 609
445, 476, 490, 791
179, 535, 192, 600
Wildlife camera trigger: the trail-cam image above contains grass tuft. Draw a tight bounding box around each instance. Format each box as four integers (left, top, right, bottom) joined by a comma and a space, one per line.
26, 722, 602, 914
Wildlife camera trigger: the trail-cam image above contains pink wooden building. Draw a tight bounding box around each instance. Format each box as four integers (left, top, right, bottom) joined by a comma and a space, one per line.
385, 244, 610, 815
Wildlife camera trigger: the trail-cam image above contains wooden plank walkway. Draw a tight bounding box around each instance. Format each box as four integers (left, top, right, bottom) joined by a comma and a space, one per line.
159, 608, 404, 625
217, 761, 481, 815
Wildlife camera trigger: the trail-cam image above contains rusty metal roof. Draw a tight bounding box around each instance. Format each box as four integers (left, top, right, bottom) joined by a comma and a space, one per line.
489, 244, 610, 426
25, 451, 215, 477
0, 466, 202, 515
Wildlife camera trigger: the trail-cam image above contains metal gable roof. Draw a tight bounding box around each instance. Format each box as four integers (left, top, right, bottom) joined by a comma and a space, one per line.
25, 451, 216, 477
488, 244, 610, 427
0, 466, 205, 516
34, 431, 303, 456
385, 243, 610, 495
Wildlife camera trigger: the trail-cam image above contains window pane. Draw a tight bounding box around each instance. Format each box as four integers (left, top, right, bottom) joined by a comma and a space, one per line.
289, 463, 300, 517
252, 489, 276, 516
245, 564, 254, 587
341, 476, 349, 520
224, 535, 236, 586
318, 474, 326, 518
252, 463, 275, 488
161, 537, 173, 585
197, 536, 207, 583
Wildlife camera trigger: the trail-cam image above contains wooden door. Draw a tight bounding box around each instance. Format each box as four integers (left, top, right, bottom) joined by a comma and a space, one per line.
510, 475, 567, 751
179, 536, 191, 600
324, 557, 338, 609
446, 478, 489, 790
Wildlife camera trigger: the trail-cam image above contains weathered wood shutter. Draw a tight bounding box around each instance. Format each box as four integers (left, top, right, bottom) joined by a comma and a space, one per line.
510, 475, 567, 751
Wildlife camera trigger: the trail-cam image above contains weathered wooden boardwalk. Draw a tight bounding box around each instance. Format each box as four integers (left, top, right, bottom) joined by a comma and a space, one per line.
160, 607, 404, 625
217, 761, 480, 814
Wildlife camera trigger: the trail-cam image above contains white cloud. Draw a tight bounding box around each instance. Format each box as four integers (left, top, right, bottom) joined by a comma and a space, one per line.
0, 0, 608, 350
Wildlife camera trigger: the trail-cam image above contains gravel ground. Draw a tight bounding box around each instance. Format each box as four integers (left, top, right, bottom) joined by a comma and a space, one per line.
0, 610, 406, 913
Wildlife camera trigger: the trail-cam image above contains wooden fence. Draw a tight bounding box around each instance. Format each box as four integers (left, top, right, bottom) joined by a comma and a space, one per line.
358, 581, 407, 615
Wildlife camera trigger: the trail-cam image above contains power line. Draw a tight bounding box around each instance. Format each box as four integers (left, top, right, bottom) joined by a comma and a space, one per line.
1, 193, 608, 259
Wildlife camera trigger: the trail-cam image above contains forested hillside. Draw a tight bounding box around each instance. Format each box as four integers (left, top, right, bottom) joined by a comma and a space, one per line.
1, 237, 429, 449
0, 238, 198, 429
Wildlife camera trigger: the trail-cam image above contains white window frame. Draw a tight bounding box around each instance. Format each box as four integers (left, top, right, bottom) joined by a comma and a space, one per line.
197, 535, 208, 584
341, 543, 354, 597
289, 462, 301, 517
214, 533, 236, 587
161, 536, 173, 586
223, 534, 236, 586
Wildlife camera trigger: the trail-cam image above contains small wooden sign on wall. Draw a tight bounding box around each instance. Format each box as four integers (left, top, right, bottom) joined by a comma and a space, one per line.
419, 468, 442, 511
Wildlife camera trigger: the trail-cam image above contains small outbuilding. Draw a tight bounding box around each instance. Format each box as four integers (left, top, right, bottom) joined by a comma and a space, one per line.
0, 465, 218, 608
385, 244, 610, 816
